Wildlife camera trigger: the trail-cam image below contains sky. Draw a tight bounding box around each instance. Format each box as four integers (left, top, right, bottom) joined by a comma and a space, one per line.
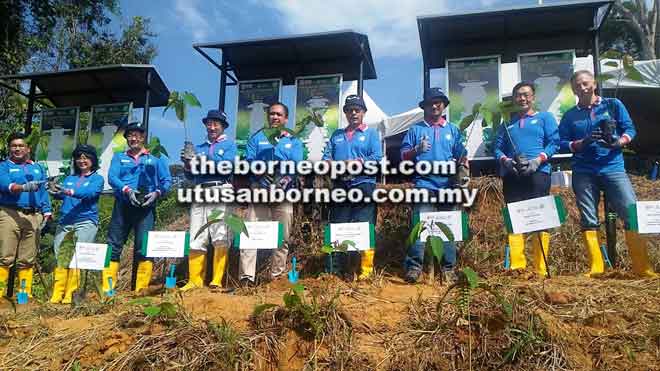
112, 0, 573, 162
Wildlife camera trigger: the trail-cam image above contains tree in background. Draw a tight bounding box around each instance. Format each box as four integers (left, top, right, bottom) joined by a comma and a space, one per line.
601, 0, 659, 59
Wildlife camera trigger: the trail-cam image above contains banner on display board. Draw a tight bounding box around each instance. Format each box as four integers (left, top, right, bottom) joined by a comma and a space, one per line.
236, 79, 282, 157
446, 56, 501, 159
233, 221, 284, 250
294, 74, 342, 161
36, 107, 80, 178
324, 222, 375, 251
503, 195, 567, 234
88, 103, 132, 191
518, 50, 576, 122
69, 243, 112, 270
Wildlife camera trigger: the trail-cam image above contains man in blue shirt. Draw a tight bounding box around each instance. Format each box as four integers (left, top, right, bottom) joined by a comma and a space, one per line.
48, 144, 104, 304
559, 70, 656, 278
180, 109, 237, 291
494, 81, 559, 277
400, 88, 468, 284
240, 102, 303, 284
323, 95, 382, 279
0, 132, 52, 297
106, 122, 172, 294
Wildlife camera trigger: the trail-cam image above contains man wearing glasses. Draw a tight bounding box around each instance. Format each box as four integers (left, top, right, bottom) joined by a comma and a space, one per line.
0, 133, 52, 297
401, 88, 468, 284
105, 122, 172, 294
180, 109, 237, 290
494, 82, 559, 277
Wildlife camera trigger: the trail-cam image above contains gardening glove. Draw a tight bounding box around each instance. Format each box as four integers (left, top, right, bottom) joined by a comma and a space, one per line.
126, 189, 142, 207
415, 135, 431, 153
501, 157, 518, 176
179, 148, 194, 162
597, 135, 625, 149
47, 182, 63, 196
520, 157, 542, 176
22, 180, 43, 192
260, 174, 275, 188
141, 191, 159, 207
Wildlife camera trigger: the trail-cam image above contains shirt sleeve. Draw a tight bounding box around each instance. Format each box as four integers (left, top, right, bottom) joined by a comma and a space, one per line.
611, 98, 636, 142
322, 134, 334, 161
246, 133, 258, 162
362, 129, 383, 162
291, 139, 304, 163
157, 156, 172, 195
541, 113, 560, 160
0, 163, 11, 192
451, 125, 467, 160
108, 154, 125, 191
494, 124, 508, 160
400, 127, 416, 161
558, 113, 574, 153
37, 168, 52, 214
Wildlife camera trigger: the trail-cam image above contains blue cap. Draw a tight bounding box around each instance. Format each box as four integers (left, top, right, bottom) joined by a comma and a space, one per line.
202, 109, 229, 127
123, 122, 146, 138
419, 87, 450, 108
343, 94, 367, 112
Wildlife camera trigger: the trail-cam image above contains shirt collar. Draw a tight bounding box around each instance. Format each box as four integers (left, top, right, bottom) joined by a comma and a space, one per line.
126, 148, 149, 158
424, 116, 447, 127
8, 158, 33, 165
577, 95, 602, 110
516, 111, 538, 119
206, 134, 227, 145
346, 123, 368, 132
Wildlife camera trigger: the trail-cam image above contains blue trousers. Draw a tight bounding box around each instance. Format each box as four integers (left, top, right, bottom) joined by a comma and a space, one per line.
404, 202, 458, 274
572, 172, 636, 230
107, 201, 155, 262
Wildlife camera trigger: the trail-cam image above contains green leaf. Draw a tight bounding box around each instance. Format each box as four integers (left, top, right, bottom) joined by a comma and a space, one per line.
208, 208, 224, 221
292, 283, 305, 296
624, 65, 644, 82
337, 240, 355, 251
600, 49, 623, 59
321, 244, 334, 254
435, 221, 455, 242
406, 221, 423, 247
596, 73, 616, 82
471, 102, 482, 116
182, 91, 202, 108
428, 236, 444, 265
462, 267, 479, 289
603, 61, 619, 68
253, 303, 278, 317
225, 213, 249, 238
129, 297, 153, 306
143, 305, 161, 317
159, 302, 178, 318
459, 114, 475, 131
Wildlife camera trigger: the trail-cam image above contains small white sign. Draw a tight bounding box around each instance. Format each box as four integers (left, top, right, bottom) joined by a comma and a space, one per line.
69, 243, 109, 270
146, 231, 187, 258
329, 222, 371, 251
239, 221, 280, 250
419, 211, 464, 242
636, 201, 660, 234
508, 195, 561, 234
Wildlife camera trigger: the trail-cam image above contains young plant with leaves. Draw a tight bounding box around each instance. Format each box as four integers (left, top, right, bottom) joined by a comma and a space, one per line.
193, 209, 249, 241
406, 219, 454, 273
598, 49, 646, 98
163, 91, 202, 142
321, 240, 356, 275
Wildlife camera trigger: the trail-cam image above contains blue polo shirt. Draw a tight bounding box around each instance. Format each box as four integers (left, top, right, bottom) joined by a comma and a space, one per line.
494, 111, 559, 175
322, 124, 382, 186
54, 172, 104, 225
559, 97, 635, 174
108, 149, 172, 203
187, 135, 237, 185
0, 160, 52, 214
400, 120, 466, 190
247, 129, 303, 187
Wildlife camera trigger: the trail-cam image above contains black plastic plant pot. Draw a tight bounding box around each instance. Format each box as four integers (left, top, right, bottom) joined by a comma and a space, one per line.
600, 119, 618, 144
324, 251, 347, 275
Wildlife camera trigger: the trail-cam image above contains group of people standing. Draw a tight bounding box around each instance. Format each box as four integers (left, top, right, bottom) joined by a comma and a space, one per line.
0, 68, 655, 303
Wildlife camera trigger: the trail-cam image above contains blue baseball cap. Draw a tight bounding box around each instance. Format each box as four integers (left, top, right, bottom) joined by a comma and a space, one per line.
343, 94, 368, 112
202, 109, 229, 128
123, 122, 146, 138
419, 87, 450, 108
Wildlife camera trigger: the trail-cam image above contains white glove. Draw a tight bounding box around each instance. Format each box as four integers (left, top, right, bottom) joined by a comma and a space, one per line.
415, 135, 431, 153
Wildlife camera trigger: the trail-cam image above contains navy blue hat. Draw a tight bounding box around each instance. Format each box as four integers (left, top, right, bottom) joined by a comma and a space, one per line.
123, 122, 146, 138
202, 109, 229, 128
419, 87, 450, 108
343, 94, 368, 112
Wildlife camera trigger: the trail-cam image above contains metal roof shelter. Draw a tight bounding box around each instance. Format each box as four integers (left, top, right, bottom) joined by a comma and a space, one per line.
417, 0, 614, 89
0, 64, 170, 134
193, 30, 377, 110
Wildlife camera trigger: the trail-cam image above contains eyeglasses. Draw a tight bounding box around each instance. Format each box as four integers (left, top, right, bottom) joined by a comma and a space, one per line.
514, 93, 534, 99
125, 134, 144, 139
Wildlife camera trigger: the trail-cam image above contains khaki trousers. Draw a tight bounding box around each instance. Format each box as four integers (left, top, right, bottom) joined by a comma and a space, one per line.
0, 207, 43, 269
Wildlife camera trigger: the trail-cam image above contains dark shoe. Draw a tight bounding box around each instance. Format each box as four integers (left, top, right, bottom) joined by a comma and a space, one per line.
404, 270, 421, 283
239, 278, 256, 288
442, 270, 458, 285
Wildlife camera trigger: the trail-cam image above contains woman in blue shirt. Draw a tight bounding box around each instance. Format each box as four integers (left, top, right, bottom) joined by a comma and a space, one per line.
49, 144, 104, 304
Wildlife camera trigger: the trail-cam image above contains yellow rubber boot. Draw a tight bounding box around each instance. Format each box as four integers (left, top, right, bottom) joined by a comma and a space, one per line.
583, 230, 604, 277
134, 261, 153, 293
49, 268, 68, 303
0, 266, 9, 297
102, 261, 120, 294
181, 251, 206, 291
209, 245, 229, 288
62, 269, 80, 304
508, 233, 527, 270
359, 249, 375, 280
625, 231, 659, 278
17, 267, 34, 298
531, 232, 550, 277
